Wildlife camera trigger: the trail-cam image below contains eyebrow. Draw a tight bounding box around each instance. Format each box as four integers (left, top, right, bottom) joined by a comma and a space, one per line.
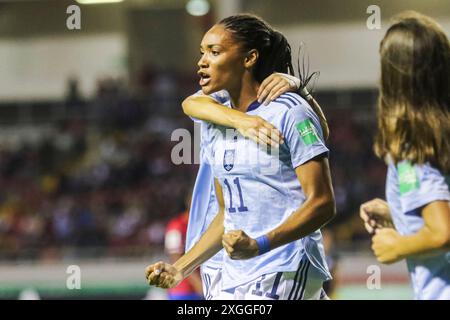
200, 44, 223, 49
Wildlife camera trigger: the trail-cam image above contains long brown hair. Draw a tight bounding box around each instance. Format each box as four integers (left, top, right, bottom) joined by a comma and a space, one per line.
374, 11, 450, 172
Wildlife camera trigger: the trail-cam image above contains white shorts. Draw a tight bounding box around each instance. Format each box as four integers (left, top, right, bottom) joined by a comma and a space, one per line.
215, 257, 326, 300
200, 265, 222, 300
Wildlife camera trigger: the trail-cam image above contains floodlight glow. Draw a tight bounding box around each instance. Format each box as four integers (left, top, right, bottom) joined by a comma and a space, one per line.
76, 0, 124, 4
186, 0, 210, 17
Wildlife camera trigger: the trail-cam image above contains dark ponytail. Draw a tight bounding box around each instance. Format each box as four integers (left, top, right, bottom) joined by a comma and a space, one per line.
296, 43, 329, 139
262, 30, 295, 80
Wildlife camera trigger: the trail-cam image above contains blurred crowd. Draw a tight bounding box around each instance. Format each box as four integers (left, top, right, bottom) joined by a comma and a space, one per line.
0, 72, 386, 261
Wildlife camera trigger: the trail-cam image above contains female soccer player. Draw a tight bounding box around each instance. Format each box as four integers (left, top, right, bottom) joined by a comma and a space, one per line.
146, 14, 335, 300
183, 74, 301, 300
360, 11, 450, 300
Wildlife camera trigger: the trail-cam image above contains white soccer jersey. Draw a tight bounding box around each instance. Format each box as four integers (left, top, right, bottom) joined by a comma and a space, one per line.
185, 91, 230, 268
203, 92, 332, 290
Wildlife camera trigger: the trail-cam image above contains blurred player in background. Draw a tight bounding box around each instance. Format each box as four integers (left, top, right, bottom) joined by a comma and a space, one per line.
146, 13, 335, 300
164, 190, 204, 300
360, 11, 450, 300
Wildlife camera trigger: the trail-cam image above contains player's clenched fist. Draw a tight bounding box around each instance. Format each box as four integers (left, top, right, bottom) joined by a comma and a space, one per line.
222, 230, 259, 260
145, 261, 183, 288
371, 228, 403, 264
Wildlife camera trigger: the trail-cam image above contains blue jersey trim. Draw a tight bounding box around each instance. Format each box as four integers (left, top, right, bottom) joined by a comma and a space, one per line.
277, 95, 298, 106
274, 98, 294, 109
246, 100, 262, 112
285, 92, 303, 104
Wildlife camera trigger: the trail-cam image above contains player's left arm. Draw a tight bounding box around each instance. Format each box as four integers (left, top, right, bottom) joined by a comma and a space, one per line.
222, 155, 336, 259
146, 179, 225, 288
372, 200, 450, 264
168, 252, 204, 295
268, 156, 336, 247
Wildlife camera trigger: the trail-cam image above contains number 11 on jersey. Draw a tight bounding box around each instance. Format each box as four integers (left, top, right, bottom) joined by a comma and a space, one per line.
223, 177, 248, 213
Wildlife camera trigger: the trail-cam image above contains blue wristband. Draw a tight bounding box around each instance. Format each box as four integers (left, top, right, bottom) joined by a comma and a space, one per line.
255, 235, 270, 255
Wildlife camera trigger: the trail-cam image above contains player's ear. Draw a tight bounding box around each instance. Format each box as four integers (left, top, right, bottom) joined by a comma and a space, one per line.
244, 49, 258, 69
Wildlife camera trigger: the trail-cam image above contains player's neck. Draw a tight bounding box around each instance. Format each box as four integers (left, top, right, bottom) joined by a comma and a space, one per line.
229, 76, 259, 113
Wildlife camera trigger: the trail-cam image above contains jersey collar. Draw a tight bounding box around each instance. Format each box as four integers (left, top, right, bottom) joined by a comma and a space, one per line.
246, 100, 262, 113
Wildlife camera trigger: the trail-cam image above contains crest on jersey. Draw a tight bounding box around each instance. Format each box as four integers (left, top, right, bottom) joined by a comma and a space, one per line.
223, 149, 235, 171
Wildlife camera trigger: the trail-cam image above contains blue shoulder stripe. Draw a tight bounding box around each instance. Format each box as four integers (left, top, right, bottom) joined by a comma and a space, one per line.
274, 98, 292, 110
277, 95, 298, 106
284, 92, 303, 105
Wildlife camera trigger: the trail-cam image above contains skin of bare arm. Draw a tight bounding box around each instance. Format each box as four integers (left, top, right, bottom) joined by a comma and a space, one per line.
182, 95, 283, 147
168, 253, 204, 294
182, 73, 300, 147
145, 179, 226, 288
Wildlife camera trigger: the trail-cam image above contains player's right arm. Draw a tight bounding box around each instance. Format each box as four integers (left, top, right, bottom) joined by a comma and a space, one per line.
145, 179, 225, 289
182, 95, 283, 147
182, 72, 304, 147
359, 198, 394, 234
371, 201, 450, 264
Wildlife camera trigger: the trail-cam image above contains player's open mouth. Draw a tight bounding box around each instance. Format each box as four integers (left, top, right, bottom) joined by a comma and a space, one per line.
198, 71, 211, 86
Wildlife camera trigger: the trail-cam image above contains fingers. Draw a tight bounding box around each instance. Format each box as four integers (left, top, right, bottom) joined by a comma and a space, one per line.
257, 73, 296, 105
364, 221, 375, 235
222, 231, 243, 258
359, 204, 370, 222
159, 271, 175, 288
373, 198, 388, 206
257, 75, 277, 103
222, 231, 238, 246
145, 261, 162, 280
245, 128, 267, 147
258, 127, 283, 148
257, 128, 276, 148
146, 261, 175, 288
245, 128, 261, 146
149, 270, 174, 289
222, 233, 237, 259
261, 122, 284, 145
147, 270, 161, 286
239, 115, 284, 147
153, 261, 164, 275
263, 82, 290, 105
362, 198, 387, 213
145, 265, 153, 279
360, 203, 375, 233
361, 201, 389, 234
222, 239, 234, 257
246, 128, 281, 148
360, 199, 386, 221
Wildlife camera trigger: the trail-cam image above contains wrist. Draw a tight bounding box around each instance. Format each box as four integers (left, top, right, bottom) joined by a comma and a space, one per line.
173, 260, 190, 279
395, 236, 409, 260
231, 113, 251, 131
255, 235, 271, 255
